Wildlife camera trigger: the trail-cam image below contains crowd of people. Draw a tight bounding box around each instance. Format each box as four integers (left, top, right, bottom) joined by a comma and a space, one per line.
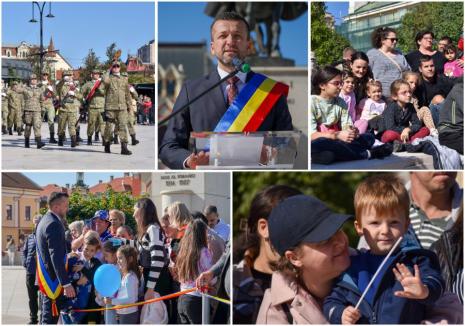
21, 193, 230, 324
233, 172, 463, 324
311, 28, 463, 166
1, 63, 154, 155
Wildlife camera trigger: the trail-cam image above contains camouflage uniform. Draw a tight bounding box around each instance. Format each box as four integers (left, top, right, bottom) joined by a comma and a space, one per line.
127, 86, 139, 145
57, 72, 82, 147
81, 72, 105, 145
40, 75, 57, 143
6, 83, 24, 135
2, 91, 8, 134
17, 75, 45, 149
102, 70, 132, 155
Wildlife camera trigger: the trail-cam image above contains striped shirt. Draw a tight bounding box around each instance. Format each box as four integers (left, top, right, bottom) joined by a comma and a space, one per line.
125, 224, 167, 290
408, 182, 462, 249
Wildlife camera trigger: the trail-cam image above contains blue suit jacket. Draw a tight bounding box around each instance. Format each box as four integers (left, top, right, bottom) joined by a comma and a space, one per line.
159, 70, 293, 169
35, 211, 70, 287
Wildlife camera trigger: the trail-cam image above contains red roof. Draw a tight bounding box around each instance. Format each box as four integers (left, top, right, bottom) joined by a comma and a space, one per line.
126, 57, 147, 72
89, 176, 141, 197
40, 184, 69, 199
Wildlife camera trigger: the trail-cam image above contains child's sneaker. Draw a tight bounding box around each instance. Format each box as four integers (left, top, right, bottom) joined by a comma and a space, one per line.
393, 140, 407, 152
430, 128, 439, 137
369, 143, 393, 159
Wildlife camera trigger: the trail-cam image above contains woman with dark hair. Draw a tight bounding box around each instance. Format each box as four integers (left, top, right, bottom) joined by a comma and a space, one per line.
367, 27, 411, 97
349, 51, 374, 104
233, 185, 302, 324
406, 30, 447, 74
310, 66, 392, 165
124, 198, 171, 302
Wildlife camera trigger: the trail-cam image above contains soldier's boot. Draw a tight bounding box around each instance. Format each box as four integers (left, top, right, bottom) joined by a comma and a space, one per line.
35, 137, 45, 149
58, 135, 64, 146
76, 130, 83, 143
87, 137, 92, 146
2, 126, 7, 134
17, 128, 22, 136
25, 137, 30, 148
94, 132, 100, 141
131, 134, 139, 146
121, 142, 132, 155
104, 141, 111, 153
113, 133, 119, 144
71, 135, 77, 148
49, 132, 57, 144
8, 127, 13, 135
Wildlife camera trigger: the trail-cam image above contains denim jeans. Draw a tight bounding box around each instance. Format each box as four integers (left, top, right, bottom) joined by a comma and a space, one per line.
429, 101, 444, 127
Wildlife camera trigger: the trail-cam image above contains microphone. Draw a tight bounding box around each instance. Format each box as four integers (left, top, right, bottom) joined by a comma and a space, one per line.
158, 58, 252, 126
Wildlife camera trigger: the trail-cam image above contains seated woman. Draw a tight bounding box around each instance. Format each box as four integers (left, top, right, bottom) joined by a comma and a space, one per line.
311, 66, 392, 165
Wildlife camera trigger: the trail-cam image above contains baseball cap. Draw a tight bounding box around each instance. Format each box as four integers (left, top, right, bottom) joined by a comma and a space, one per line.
93, 210, 109, 222
268, 195, 352, 256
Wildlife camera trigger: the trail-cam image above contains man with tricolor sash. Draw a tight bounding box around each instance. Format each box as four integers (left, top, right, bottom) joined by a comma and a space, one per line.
36, 192, 76, 324
159, 11, 293, 169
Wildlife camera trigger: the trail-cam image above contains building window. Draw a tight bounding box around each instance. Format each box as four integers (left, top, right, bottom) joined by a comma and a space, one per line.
6, 205, 12, 220
25, 206, 31, 221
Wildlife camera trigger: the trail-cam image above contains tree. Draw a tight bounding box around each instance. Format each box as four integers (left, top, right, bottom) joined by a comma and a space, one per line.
80, 49, 101, 83
105, 43, 119, 65
311, 2, 351, 66
397, 2, 463, 54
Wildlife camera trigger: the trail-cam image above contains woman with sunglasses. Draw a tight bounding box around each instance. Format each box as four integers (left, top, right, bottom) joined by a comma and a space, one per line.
310, 66, 393, 165
367, 27, 411, 98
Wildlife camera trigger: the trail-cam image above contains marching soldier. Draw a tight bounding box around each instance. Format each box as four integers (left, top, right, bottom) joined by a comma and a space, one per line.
102, 62, 132, 155
2, 87, 7, 135
57, 70, 82, 147
40, 71, 58, 143
17, 74, 45, 149
81, 69, 105, 146
6, 81, 24, 136
128, 84, 139, 145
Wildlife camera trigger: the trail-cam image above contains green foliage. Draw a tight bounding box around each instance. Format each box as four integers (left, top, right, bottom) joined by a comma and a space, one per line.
233, 172, 385, 248
311, 2, 350, 66
397, 2, 464, 54
80, 49, 101, 84
129, 72, 155, 84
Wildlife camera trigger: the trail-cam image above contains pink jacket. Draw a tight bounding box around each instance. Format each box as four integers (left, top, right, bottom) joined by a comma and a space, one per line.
256, 272, 329, 324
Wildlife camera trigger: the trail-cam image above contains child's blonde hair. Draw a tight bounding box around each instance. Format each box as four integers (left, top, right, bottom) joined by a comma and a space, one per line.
83, 231, 101, 249
402, 71, 420, 81
366, 79, 382, 94
390, 79, 410, 97
354, 174, 410, 223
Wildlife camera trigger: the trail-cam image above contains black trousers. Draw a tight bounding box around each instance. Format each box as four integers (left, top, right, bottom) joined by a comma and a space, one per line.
439, 131, 464, 154
26, 273, 39, 323
178, 295, 203, 324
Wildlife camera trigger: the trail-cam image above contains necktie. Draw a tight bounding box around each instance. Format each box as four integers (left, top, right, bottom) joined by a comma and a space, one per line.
227, 76, 240, 105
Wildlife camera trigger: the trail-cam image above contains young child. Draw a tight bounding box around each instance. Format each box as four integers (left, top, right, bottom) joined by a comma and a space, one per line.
176, 219, 214, 324
443, 44, 463, 78
116, 225, 133, 240
355, 80, 386, 134
323, 174, 444, 324
380, 80, 429, 149
104, 245, 140, 324
338, 71, 357, 124
402, 71, 438, 137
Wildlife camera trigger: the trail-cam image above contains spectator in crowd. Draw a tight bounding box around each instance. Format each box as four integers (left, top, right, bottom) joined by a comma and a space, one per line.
406, 30, 447, 74
333, 46, 356, 72
204, 205, 230, 243
367, 27, 411, 98
108, 209, 126, 237
68, 220, 84, 241
116, 225, 134, 240
22, 214, 41, 324
349, 51, 374, 104
437, 36, 453, 53
192, 211, 225, 264
438, 80, 463, 154
443, 44, 464, 78
6, 237, 16, 266
233, 185, 302, 324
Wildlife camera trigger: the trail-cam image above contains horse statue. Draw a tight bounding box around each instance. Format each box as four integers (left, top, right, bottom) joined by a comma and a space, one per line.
205, 2, 307, 58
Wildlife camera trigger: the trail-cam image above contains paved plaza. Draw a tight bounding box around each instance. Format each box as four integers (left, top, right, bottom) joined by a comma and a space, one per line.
2, 123, 156, 170
2, 266, 30, 324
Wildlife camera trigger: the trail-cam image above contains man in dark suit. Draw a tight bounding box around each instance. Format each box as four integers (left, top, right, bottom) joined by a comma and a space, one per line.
159, 12, 293, 169
36, 192, 75, 324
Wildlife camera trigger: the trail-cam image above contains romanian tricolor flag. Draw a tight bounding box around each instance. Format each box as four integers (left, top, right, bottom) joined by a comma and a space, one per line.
36, 244, 66, 317
214, 73, 289, 132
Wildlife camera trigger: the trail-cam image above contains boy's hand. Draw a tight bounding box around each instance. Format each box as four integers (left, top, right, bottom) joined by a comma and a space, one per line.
400, 128, 410, 142
393, 263, 429, 299
342, 306, 361, 324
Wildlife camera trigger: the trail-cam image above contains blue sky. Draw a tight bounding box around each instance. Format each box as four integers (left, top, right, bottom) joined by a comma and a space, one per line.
158, 2, 308, 66
23, 172, 124, 188
324, 2, 349, 26
2, 2, 154, 68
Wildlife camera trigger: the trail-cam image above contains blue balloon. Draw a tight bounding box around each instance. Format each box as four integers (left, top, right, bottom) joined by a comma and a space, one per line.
94, 264, 121, 297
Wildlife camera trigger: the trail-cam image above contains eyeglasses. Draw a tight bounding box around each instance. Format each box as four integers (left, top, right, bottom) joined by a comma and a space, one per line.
385, 38, 398, 42
112, 65, 120, 68
328, 81, 343, 87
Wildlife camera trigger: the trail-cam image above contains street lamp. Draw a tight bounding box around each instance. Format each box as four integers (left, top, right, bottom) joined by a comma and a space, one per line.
29, 2, 54, 76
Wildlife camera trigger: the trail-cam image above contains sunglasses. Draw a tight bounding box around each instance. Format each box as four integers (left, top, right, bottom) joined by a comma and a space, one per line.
112, 65, 120, 68
385, 37, 398, 42
328, 81, 343, 87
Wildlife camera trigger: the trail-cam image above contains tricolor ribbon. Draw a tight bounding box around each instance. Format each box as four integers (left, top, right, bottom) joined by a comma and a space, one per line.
214, 73, 289, 132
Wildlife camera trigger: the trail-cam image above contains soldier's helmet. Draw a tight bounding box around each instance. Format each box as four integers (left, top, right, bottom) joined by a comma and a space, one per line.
11, 81, 19, 86
29, 73, 37, 80
92, 69, 101, 75
41, 71, 49, 76
63, 70, 73, 77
